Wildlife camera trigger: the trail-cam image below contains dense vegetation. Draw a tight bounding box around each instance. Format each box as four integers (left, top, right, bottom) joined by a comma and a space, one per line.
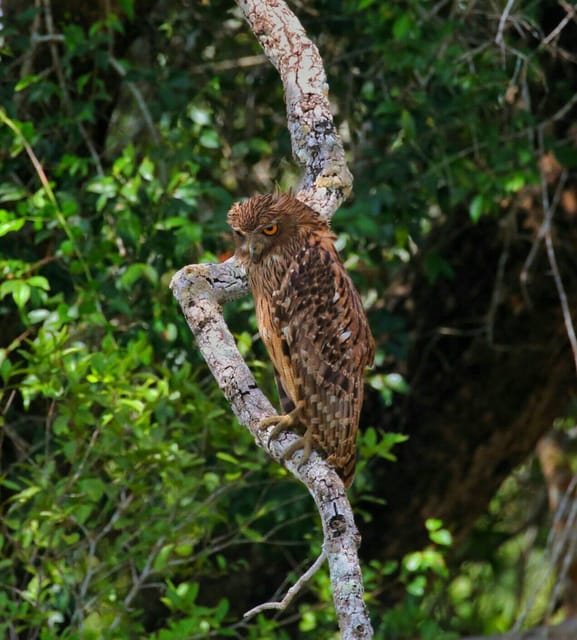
1, 1, 576, 638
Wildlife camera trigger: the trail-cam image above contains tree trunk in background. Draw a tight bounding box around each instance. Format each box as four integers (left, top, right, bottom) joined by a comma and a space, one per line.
362, 207, 576, 578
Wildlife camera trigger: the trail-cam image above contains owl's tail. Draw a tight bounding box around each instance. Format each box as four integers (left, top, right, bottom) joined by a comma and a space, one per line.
339, 453, 357, 489
326, 448, 356, 489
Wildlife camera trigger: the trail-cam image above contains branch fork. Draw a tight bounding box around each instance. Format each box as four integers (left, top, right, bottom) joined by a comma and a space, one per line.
171, 2, 372, 637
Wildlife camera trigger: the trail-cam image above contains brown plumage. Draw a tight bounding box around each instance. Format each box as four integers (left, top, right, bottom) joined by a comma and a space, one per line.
227, 193, 375, 487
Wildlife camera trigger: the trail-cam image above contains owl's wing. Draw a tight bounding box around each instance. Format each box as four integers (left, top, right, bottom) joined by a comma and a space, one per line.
271, 239, 374, 486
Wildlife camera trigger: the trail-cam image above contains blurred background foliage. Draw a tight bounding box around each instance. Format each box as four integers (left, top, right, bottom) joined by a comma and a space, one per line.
1, 0, 577, 638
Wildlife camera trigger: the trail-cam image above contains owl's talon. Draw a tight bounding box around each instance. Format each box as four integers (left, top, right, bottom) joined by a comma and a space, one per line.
260, 410, 315, 466
259, 403, 304, 443
260, 415, 296, 449
282, 430, 314, 466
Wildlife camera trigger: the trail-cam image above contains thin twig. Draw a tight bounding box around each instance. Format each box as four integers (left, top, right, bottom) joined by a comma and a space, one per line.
514, 472, 577, 630
495, 0, 517, 47
512, 475, 577, 631
73, 493, 136, 627
486, 211, 516, 345
0, 109, 93, 282
30, 33, 64, 44
41, 0, 104, 176
545, 231, 577, 375
536, 129, 577, 375
191, 53, 268, 73
14, 0, 43, 110
543, 2, 576, 45
108, 55, 161, 146
547, 484, 577, 621
520, 158, 568, 307
108, 55, 168, 181
243, 549, 327, 619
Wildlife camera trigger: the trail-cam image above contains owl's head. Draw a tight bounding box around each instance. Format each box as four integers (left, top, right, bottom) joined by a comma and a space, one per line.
227, 193, 328, 264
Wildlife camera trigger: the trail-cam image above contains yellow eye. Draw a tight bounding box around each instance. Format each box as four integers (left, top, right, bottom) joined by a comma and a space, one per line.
262, 223, 279, 236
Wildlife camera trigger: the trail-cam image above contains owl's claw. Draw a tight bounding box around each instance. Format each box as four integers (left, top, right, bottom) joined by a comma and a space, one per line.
259, 407, 314, 466
282, 430, 314, 465
259, 411, 296, 441
259, 401, 304, 440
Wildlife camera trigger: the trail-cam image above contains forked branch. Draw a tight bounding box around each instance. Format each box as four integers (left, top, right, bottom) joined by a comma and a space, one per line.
170, 1, 372, 638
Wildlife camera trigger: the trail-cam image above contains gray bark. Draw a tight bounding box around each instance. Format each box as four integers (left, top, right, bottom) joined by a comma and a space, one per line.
171, 1, 371, 638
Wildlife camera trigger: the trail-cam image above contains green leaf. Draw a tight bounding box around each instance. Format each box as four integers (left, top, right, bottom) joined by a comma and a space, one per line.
393, 13, 414, 40
27, 308, 50, 324
400, 109, 416, 139
384, 373, 409, 394
430, 528, 453, 546
15, 74, 42, 92
174, 544, 194, 557
215, 452, 238, 465
78, 478, 107, 502
425, 518, 443, 532
199, 129, 220, 149
0, 219, 25, 237
0, 184, 27, 202
139, 157, 155, 181
0, 280, 31, 308
406, 574, 427, 597
469, 194, 484, 222
153, 544, 174, 572
118, 263, 159, 289
10, 485, 41, 503
154, 217, 187, 231
27, 276, 50, 291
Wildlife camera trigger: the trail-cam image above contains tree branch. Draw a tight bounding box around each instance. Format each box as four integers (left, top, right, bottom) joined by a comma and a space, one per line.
235, 0, 353, 216
243, 549, 327, 619
171, 1, 371, 637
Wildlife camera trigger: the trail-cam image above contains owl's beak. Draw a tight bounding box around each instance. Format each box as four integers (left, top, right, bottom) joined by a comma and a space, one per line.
248, 239, 264, 263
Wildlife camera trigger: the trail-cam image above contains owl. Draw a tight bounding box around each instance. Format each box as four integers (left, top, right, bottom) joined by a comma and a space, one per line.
227, 193, 375, 488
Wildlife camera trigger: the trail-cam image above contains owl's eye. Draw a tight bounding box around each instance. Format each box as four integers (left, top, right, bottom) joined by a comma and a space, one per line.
262, 223, 279, 236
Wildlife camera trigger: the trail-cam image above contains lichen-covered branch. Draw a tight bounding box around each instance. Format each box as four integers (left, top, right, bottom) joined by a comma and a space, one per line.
171, 259, 373, 639
235, 0, 353, 217
171, 1, 371, 637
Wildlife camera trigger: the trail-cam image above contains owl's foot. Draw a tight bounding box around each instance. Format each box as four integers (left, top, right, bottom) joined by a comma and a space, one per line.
281, 429, 314, 466
259, 401, 305, 440
259, 411, 297, 439
259, 406, 314, 467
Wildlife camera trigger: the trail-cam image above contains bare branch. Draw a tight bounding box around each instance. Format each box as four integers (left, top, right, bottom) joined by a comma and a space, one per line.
243, 549, 327, 619
191, 53, 268, 73
108, 55, 161, 147
495, 0, 517, 47
543, 2, 576, 45
535, 129, 577, 375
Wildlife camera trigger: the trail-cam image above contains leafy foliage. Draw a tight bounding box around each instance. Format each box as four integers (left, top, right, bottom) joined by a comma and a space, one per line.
1, 0, 576, 638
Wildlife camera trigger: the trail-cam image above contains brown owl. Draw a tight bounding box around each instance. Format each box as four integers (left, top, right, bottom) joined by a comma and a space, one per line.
227, 193, 374, 488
